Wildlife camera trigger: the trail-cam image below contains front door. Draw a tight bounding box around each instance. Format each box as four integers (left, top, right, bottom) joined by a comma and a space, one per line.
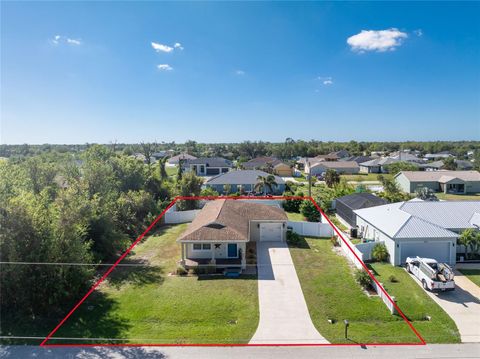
227, 243, 238, 258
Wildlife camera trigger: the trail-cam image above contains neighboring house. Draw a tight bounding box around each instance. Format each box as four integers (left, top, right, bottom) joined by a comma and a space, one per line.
424, 151, 454, 160
242, 156, 292, 176
395, 171, 480, 194
389, 152, 426, 164
205, 170, 285, 194
340, 155, 373, 164
335, 193, 388, 228
183, 157, 233, 176
168, 153, 197, 165
355, 200, 480, 266
456, 160, 474, 171
359, 157, 398, 174
177, 199, 288, 271
419, 160, 445, 171
306, 161, 360, 176
151, 150, 174, 161
329, 150, 350, 159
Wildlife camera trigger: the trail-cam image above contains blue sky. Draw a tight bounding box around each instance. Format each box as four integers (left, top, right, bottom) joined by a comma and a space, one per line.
1, 2, 479, 144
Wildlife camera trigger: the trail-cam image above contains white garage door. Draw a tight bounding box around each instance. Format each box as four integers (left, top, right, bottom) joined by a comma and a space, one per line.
400, 241, 451, 264
260, 223, 283, 242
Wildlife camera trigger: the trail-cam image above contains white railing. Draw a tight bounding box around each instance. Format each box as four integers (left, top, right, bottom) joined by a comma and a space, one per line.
288, 221, 333, 238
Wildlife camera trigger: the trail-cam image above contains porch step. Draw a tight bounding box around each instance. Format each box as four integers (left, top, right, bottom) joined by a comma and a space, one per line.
224, 267, 242, 277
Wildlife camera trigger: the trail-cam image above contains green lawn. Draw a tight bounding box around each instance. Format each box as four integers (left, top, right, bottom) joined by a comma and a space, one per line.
286, 211, 306, 221
46, 224, 259, 344
458, 269, 480, 287
436, 193, 480, 201
369, 263, 460, 343
289, 238, 460, 343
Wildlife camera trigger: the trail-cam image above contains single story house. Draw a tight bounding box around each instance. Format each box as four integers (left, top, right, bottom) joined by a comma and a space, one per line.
424, 152, 454, 160
242, 156, 293, 176
354, 200, 480, 266
359, 157, 398, 174
394, 170, 480, 194
329, 150, 350, 159
168, 153, 197, 165
205, 170, 285, 194
419, 160, 444, 171
335, 193, 388, 228
340, 155, 373, 164
183, 157, 233, 176
177, 199, 288, 271
306, 161, 360, 176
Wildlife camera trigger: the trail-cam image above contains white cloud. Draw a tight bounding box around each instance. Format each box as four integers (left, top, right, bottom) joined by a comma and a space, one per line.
151, 42, 174, 53
347, 28, 408, 52
66, 38, 82, 45
414, 29, 423, 37
318, 76, 333, 86
235, 70, 245, 76
51, 35, 81, 46
157, 64, 173, 71
174, 42, 184, 50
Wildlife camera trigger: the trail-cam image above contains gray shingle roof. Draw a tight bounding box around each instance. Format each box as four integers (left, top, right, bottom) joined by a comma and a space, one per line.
185, 157, 233, 167
336, 193, 388, 210
206, 170, 285, 185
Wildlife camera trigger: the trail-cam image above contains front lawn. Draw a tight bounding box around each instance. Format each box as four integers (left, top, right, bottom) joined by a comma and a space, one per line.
369, 263, 460, 343
289, 238, 460, 343
289, 238, 420, 343
458, 269, 480, 287
47, 224, 259, 344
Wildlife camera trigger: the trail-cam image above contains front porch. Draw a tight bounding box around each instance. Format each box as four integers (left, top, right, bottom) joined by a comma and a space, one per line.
179, 241, 247, 270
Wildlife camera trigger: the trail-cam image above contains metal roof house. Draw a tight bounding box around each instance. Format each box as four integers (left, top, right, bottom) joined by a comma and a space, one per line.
394, 170, 480, 194
335, 193, 388, 227
205, 170, 285, 195
354, 201, 480, 266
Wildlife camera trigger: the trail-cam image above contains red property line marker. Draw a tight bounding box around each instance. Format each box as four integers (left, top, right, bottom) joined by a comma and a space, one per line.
40, 195, 426, 347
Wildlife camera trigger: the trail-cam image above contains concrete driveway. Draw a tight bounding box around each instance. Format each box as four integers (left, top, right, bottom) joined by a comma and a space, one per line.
249, 241, 328, 344
410, 270, 480, 342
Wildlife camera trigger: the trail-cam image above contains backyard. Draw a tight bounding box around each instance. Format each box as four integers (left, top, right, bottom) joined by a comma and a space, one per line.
289, 237, 460, 344
46, 224, 260, 344
458, 269, 480, 287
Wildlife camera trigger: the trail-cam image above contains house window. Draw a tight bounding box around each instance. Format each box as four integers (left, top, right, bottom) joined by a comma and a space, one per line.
202, 244, 211, 250
193, 244, 202, 250
193, 243, 211, 250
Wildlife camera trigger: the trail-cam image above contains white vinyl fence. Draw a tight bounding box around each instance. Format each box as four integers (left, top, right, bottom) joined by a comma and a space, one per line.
288, 221, 333, 238
164, 203, 200, 224
337, 235, 397, 314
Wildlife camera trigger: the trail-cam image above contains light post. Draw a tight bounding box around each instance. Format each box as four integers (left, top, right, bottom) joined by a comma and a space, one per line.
344, 319, 349, 339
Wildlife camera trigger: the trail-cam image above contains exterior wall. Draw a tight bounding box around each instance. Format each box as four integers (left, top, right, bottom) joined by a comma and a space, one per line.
356, 216, 397, 265
164, 204, 201, 224
185, 242, 246, 260
310, 164, 359, 176
274, 165, 293, 177
395, 173, 480, 194
360, 165, 380, 173
465, 181, 480, 193
187, 165, 230, 176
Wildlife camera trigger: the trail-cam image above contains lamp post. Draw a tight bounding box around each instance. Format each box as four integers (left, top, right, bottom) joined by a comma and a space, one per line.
344, 319, 349, 339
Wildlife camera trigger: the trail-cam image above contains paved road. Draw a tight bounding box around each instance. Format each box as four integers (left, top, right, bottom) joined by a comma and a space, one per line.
1, 344, 479, 359
249, 241, 328, 344
409, 270, 480, 342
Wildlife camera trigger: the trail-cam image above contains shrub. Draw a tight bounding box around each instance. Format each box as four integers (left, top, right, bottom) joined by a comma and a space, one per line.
283, 191, 304, 213
355, 269, 373, 290
388, 275, 398, 283
176, 265, 187, 276
287, 231, 302, 245
300, 200, 320, 222
372, 243, 389, 262
330, 236, 339, 247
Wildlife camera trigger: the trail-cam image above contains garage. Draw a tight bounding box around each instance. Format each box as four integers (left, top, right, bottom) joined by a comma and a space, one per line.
259, 223, 283, 242
399, 241, 452, 265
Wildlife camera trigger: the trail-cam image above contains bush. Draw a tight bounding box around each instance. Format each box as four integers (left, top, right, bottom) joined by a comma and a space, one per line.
330, 236, 339, 247
176, 265, 187, 276
372, 243, 389, 262
388, 275, 398, 283
355, 269, 373, 289
283, 191, 304, 212
287, 231, 302, 245
300, 200, 320, 222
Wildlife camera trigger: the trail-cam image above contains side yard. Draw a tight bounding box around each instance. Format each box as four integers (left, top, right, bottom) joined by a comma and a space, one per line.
289, 237, 460, 343
47, 224, 259, 344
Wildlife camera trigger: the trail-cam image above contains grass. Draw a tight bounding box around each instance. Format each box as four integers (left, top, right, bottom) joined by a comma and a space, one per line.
8, 224, 259, 345
436, 193, 480, 201
369, 263, 460, 343
286, 211, 306, 221
328, 215, 348, 232
289, 238, 460, 343
458, 269, 480, 287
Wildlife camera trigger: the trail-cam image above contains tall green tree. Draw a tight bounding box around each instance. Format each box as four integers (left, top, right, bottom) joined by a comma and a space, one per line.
324, 169, 340, 188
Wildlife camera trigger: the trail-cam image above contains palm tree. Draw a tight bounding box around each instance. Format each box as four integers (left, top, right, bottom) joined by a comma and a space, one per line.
255, 175, 278, 195
324, 169, 340, 188
459, 228, 475, 260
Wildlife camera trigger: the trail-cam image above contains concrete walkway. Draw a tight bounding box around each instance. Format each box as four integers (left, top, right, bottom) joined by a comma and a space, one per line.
249, 241, 328, 344
409, 270, 480, 342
